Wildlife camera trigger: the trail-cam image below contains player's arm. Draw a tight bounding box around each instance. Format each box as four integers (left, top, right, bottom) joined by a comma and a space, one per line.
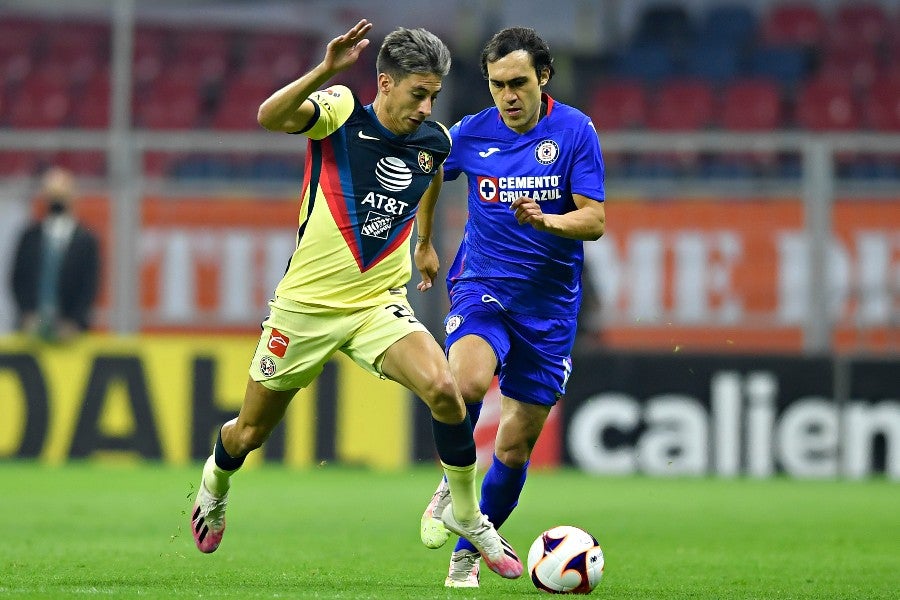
414, 168, 444, 292
510, 193, 605, 241
257, 19, 373, 132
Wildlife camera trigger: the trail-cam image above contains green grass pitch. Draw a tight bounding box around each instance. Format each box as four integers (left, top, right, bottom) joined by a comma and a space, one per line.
0, 462, 896, 599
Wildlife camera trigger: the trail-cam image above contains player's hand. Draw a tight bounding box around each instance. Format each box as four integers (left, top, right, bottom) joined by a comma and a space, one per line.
511, 196, 547, 231
414, 241, 439, 292
322, 19, 373, 73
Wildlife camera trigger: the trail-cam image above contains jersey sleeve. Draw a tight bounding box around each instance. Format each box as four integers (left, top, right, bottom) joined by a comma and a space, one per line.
571, 117, 606, 202
301, 85, 354, 140
441, 120, 464, 181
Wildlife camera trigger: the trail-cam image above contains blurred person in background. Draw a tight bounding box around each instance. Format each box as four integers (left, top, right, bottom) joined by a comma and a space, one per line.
418, 27, 606, 588
9, 166, 100, 343
188, 19, 522, 582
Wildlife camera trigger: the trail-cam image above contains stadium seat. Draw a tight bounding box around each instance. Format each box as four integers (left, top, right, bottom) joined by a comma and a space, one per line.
165, 28, 233, 87
720, 78, 784, 130
794, 78, 861, 130
71, 71, 110, 129
613, 43, 679, 82
684, 40, 741, 83
761, 2, 826, 47
862, 80, 900, 131
41, 21, 108, 84
5, 66, 74, 128
817, 42, 879, 91
831, 3, 888, 48
647, 79, 715, 130
748, 45, 811, 86
0, 150, 39, 176
55, 150, 107, 177
698, 4, 758, 46
209, 71, 275, 130
632, 3, 694, 47
587, 79, 648, 130
133, 72, 204, 129
133, 26, 171, 88
238, 31, 320, 85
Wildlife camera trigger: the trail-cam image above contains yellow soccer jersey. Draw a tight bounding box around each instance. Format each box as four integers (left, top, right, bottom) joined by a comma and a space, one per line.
275, 85, 451, 308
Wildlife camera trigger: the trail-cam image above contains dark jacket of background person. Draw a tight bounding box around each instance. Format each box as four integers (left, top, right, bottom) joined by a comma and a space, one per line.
9, 167, 100, 340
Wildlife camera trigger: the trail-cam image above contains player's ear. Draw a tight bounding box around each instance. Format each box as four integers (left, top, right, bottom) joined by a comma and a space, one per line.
538, 68, 550, 86
377, 72, 393, 94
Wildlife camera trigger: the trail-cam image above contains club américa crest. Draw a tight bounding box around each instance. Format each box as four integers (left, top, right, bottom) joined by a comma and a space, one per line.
418, 150, 434, 173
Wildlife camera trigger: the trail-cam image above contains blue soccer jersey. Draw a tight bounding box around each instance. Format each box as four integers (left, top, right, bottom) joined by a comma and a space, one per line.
444, 94, 605, 318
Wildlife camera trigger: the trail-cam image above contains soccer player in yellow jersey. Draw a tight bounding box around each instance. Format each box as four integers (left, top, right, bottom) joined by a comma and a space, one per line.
189, 19, 522, 580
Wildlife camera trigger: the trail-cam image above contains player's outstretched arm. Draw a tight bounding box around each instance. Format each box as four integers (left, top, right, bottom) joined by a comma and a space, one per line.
257, 19, 373, 132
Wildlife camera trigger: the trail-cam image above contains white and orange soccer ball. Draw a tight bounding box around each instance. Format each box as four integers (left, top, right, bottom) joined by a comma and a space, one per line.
527, 525, 605, 594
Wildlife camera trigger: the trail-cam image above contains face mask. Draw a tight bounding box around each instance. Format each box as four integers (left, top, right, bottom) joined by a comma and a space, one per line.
47, 199, 68, 215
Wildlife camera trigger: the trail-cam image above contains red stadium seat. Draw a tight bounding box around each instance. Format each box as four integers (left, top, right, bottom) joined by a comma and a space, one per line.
0, 151, 39, 176
133, 72, 203, 129
588, 79, 648, 130
762, 3, 826, 46
720, 78, 784, 131
862, 80, 900, 131
166, 28, 232, 86
795, 78, 861, 130
239, 31, 320, 84
831, 3, 888, 48
647, 79, 715, 130
71, 71, 110, 129
818, 42, 879, 91
210, 70, 275, 130
5, 67, 74, 128
55, 150, 107, 177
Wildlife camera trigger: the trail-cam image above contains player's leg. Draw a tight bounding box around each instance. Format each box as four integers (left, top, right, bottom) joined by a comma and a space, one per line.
378, 331, 521, 579
191, 297, 338, 553
191, 378, 296, 553
420, 332, 498, 550
451, 312, 572, 562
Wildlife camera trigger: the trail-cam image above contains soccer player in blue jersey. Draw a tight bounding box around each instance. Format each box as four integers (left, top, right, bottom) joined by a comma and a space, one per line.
418, 27, 606, 587
188, 19, 522, 580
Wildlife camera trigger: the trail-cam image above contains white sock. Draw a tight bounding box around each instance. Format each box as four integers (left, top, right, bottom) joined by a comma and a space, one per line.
201, 455, 235, 497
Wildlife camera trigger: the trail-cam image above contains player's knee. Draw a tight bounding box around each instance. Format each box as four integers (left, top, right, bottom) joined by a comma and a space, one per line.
421, 373, 465, 420
457, 378, 491, 404
232, 424, 270, 455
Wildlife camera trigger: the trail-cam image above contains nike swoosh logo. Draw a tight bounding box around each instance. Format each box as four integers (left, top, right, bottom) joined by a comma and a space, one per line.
478, 147, 501, 157
358, 131, 380, 141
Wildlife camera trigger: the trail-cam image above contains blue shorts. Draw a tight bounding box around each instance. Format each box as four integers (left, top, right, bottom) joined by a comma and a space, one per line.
444, 281, 576, 406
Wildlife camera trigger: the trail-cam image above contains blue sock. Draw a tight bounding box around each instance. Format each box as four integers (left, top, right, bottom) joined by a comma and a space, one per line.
456, 453, 529, 553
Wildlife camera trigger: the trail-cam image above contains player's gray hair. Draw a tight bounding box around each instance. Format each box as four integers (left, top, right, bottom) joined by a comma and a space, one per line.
376, 27, 451, 80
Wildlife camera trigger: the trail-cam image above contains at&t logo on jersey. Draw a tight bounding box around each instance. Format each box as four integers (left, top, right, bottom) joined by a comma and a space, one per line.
375, 157, 413, 191
535, 139, 559, 165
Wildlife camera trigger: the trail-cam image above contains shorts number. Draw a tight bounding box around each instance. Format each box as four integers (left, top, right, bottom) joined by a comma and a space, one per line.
386, 303, 419, 323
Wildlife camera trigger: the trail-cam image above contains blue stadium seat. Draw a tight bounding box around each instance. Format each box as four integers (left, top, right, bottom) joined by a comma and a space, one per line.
699, 4, 758, 46
613, 43, 679, 82
748, 45, 810, 86
684, 41, 742, 83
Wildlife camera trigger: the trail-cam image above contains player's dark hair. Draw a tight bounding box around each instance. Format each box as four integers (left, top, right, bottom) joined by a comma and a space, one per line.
480, 27, 555, 82
377, 27, 451, 81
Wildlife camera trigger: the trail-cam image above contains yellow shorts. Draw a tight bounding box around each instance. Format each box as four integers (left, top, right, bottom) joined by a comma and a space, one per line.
249, 295, 430, 392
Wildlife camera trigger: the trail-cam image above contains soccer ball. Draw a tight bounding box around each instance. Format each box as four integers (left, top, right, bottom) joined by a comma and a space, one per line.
527, 525, 604, 594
